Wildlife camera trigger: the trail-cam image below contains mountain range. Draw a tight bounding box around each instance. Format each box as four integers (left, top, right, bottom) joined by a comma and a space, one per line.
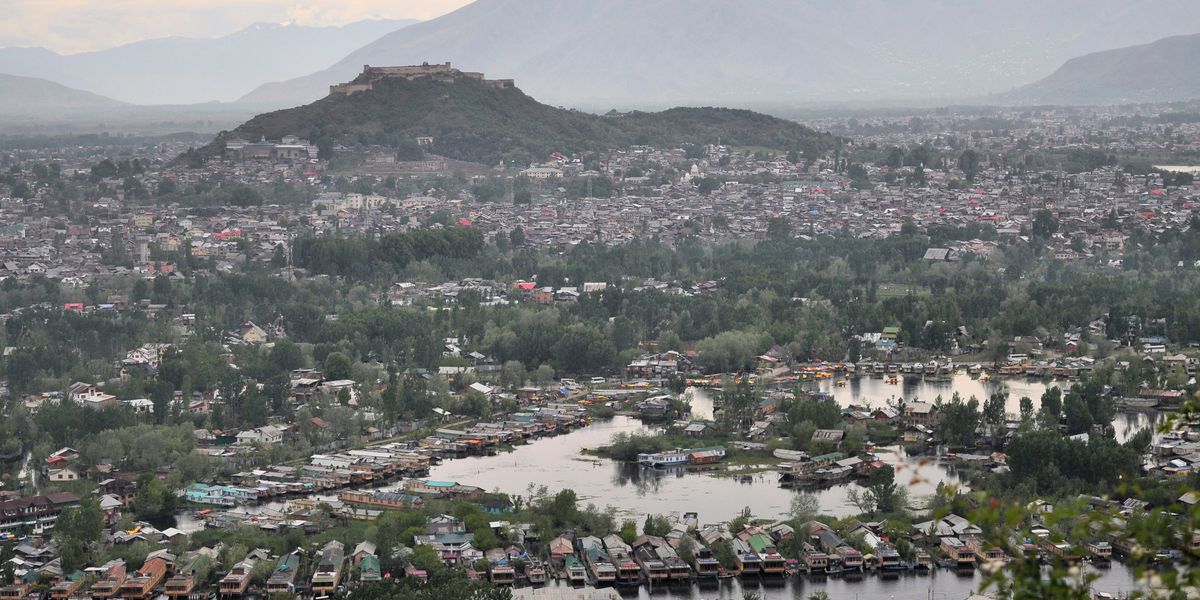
238, 0, 1200, 109
0, 74, 125, 113
1004, 33, 1200, 105
0, 19, 416, 105
201, 68, 840, 166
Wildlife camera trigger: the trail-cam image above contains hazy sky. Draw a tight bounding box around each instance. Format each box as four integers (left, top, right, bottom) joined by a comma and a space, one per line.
2, 0, 474, 54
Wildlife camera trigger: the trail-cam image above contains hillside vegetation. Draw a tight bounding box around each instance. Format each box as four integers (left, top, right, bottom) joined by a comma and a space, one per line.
203, 75, 840, 165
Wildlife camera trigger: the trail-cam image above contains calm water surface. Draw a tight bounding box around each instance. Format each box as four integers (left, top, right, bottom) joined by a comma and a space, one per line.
177, 375, 1158, 597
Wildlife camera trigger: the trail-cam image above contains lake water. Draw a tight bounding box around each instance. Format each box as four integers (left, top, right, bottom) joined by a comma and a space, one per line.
531, 563, 1142, 600
176, 375, 1162, 597
788, 374, 1157, 443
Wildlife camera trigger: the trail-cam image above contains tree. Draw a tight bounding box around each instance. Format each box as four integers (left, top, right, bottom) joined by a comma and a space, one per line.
1063, 392, 1092, 435
1019, 396, 1035, 431
131, 278, 149, 301
958, 149, 981, 182
643, 514, 671, 537
532, 364, 555, 386
863, 466, 903, 514
5, 350, 38, 396
134, 473, 179, 527
788, 395, 842, 429
323, 352, 353, 381
1038, 387, 1063, 430
619, 519, 637, 545
500, 360, 526, 390
553, 325, 615, 374
937, 394, 980, 448
55, 500, 103, 572
676, 535, 696, 565
767, 217, 791, 241
1032, 209, 1059, 238
982, 392, 1007, 438
695, 178, 720, 195
268, 339, 304, 373
150, 380, 173, 424
788, 492, 819, 524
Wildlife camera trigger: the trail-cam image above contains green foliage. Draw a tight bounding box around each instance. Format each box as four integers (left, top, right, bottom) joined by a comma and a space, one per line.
787, 394, 842, 430
1005, 430, 1140, 495
323, 352, 353, 381
293, 227, 485, 280
56, 500, 104, 572
134, 473, 180, 527
937, 394, 980, 448
201, 76, 838, 167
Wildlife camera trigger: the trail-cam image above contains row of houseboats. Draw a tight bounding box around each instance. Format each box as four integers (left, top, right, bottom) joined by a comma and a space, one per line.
185, 406, 593, 508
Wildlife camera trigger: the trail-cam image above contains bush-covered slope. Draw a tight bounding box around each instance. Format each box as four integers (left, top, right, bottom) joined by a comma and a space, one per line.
202, 75, 839, 165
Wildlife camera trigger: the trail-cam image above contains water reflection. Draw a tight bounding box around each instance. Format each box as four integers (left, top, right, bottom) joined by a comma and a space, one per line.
427, 414, 961, 521
529, 560, 1139, 600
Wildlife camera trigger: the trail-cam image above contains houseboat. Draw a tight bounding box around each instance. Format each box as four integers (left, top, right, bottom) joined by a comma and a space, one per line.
968, 537, 1007, 565
941, 537, 976, 568
692, 547, 721, 582
637, 449, 690, 468
914, 549, 932, 570
635, 536, 691, 583
485, 550, 515, 586
801, 543, 828, 576
311, 540, 345, 596
89, 563, 127, 600
824, 552, 844, 575
836, 546, 864, 572
219, 558, 256, 597
1008, 535, 1040, 561
732, 538, 763, 576
602, 535, 643, 587
746, 534, 787, 577
563, 556, 588, 585
266, 552, 301, 595
118, 557, 169, 600
876, 542, 904, 572
580, 537, 617, 586
50, 577, 84, 600
633, 547, 668, 584
523, 558, 548, 585
1089, 541, 1113, 565
1040, 538, 1082, 563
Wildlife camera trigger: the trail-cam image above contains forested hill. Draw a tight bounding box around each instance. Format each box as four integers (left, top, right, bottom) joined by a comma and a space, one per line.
199, 73, 840, 165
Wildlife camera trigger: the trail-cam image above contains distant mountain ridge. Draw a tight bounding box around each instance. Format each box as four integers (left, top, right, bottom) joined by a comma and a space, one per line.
238, 0, 1200, 110
0, 19, 417, 105
1003, 33, 1200, 105
0, 73, 125, 113
202, 67, 840, 165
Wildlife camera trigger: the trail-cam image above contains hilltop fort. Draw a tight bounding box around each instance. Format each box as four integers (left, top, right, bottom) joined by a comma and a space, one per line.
329, 62, 515, 96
